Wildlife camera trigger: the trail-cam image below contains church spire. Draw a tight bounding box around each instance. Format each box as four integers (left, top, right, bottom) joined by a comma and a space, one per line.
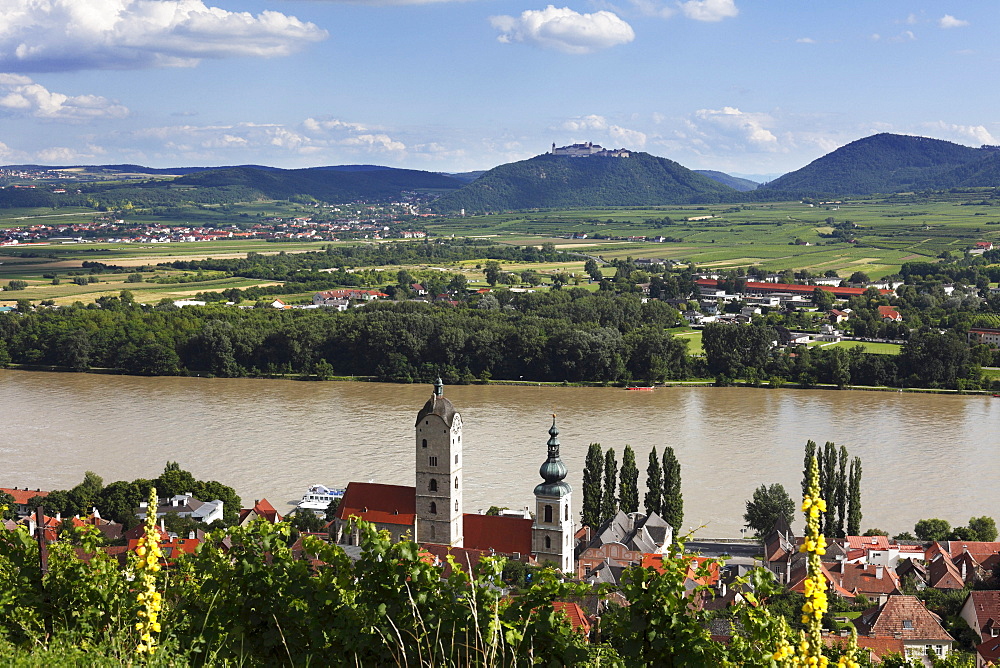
536, 415, 570, 494
433, 377, 443, 396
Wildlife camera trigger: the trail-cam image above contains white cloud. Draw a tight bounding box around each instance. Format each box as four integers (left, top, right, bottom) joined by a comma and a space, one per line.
795, 37, 816, 44
36, 145, 106, 163
694, 106, 778, 148
923, 122, 997, 146
626, 0, 676, 20
0, 74, 128, 120
0, 0, 327, 72
561, 115, 609, 131
490, 6, 634, 55
887, 30, 916, 43
939, 15, 969, 29
609, 125, 646, 147
677, 0, 737, 22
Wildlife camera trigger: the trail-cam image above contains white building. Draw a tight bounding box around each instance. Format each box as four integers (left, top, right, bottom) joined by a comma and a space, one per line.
415, 378, 464, 546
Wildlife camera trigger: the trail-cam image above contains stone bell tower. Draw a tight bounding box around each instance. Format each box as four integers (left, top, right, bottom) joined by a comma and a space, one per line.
532, 415, 574, 572
415, 378, 463, 546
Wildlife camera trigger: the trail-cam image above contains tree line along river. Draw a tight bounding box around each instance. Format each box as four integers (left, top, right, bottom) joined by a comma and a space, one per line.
2, 369, 995, 537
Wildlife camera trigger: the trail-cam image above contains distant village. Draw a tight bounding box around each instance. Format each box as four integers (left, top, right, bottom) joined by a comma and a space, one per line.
4, 381, 1000, 664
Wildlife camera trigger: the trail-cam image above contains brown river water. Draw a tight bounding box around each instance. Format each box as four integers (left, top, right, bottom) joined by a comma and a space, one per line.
2, 370, 996, 537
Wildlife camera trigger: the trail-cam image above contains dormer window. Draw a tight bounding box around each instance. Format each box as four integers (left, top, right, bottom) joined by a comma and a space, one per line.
902, 620, 914, 630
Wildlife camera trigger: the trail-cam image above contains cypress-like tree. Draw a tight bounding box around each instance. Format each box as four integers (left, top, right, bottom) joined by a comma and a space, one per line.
581, 443, 604, 529
619, 445, 639, 514
847, 456, 863, 536
835, 445, 848, 538
660, 446, 683, 534
802, 440, 817, 499
644, 446, 662, 516
601, 448, 618, 525
822, 441, 837, 535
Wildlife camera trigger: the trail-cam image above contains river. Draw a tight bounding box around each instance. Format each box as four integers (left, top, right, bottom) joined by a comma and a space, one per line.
2, 370, 996, 537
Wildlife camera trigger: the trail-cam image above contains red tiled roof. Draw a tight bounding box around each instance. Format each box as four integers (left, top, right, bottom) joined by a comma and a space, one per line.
0, 487, 49, 505
789, 561, 855, 600
240, 498, 282, 524
335, 482, 415, 527
128, 536, 200, 561
824, 635, 904, 662
830, 563, 901, 597
967, 591, 1000, 635
695, 279, 890, 298
978, 637, 1000, 664
553, 601, 591, 637
877, 305, 901, 320
854, 595, 953, 642
846, 535, 890, 550
462, 514, 532, 556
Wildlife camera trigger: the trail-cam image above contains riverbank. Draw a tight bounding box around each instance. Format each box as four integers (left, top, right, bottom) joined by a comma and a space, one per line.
6, 363, 997, 396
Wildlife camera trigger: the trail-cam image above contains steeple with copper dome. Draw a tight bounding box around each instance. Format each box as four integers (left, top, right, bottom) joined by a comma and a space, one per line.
532, 414, 574, 572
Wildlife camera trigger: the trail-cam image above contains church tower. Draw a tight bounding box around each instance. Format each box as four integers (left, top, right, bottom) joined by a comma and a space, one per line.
533, 415, 574, 572
415, 378, 463, 546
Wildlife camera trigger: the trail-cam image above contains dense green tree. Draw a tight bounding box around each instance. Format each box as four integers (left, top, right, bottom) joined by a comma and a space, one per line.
600, 448, 618, 525
644, 447, 662, 516
848, 271, 870, 285
821, 442, 837, 535
0, 490, 15, 521
581, 443, 603, 528
835, 445, 848, 538
812, 287, 834, 311
619, 445, 639, 514
967, 516, 998, 542
95, 480, 144, 527
483, 260, 502, 286
802, 439, 817, 499
702, 321, 775, 379
847, 456, 862, 536
584, 258, 602, 281
660, 446, 683, 534
743, 483, 795, 537
915, 518, 952, 542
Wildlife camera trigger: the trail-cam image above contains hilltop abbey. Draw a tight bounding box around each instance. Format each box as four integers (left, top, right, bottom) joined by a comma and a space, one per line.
332, 379, 575, 571
550, 142, 630, 158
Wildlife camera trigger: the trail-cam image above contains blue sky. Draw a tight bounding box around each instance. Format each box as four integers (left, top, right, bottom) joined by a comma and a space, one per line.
0, 0, 996, 177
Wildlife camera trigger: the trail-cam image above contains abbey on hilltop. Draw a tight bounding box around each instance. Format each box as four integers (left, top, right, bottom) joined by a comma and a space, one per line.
550, 142, 630, 158
331, 379, 575, 571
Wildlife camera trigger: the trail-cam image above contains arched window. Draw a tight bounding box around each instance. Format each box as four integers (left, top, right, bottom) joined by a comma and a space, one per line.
454, 500, 459, 511
544, 536, 551, 549
422, 438, 427, 448
429, 479, 438, 492
430, 501, 437, 514
544, 505, 552, 523
565, 505, 569, 521
454, 476, 459, 489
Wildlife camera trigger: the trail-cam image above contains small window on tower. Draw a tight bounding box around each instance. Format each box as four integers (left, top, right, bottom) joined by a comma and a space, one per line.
454, 500, 459, 511
455, 454, 459, 464
545, 536, 551, 549
544, 505, 552, 523
565, 505, 569, 521
422, 439, 427, 448
429, 456, 438, 467
430, 502, 437, 514
429, 479, 438, 492
454, 477, 459, 489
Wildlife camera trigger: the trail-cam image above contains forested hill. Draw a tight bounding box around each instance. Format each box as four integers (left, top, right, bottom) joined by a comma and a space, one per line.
171, 165, 464, 201
760, 133, 1000, 195
430, 152, 737, 213
693, 170, 758, 191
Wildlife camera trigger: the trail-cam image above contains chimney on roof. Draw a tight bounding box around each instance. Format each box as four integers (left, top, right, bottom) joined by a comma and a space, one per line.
55, 512, 60, 522
188, 530, 195, 540
876, 565, 884, 580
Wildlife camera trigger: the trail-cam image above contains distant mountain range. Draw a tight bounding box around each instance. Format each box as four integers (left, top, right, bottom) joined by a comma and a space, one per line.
5, 132, 1000, 211
759, 133, 1000, 194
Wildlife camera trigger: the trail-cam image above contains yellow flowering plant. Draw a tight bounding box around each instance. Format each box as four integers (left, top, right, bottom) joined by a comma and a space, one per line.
134, 487, 164, 656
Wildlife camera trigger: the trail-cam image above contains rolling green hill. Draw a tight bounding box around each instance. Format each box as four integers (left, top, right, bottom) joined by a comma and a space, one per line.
171, 165, 464, 202
431, 152, 737, 212
760, 133, 999, 195
694, 170, 758, 191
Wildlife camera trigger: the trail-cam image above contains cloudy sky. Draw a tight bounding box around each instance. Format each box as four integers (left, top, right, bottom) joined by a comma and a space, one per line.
0, 0, 996, 177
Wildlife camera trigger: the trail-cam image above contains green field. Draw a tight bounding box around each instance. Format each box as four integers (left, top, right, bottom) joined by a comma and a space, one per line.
812, 341, 902, 355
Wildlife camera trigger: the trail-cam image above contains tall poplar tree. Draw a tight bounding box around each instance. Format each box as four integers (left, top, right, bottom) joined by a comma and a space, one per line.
581, 443, 604, 529
644, 446, 662, 516
847, 456, 863, 536
601, 448, 618, 525
660, 446, 683, 534
802, 440, 817, 498
822, 441, 837, 535
835, 445, 848, 538
619, 445, 639, 514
